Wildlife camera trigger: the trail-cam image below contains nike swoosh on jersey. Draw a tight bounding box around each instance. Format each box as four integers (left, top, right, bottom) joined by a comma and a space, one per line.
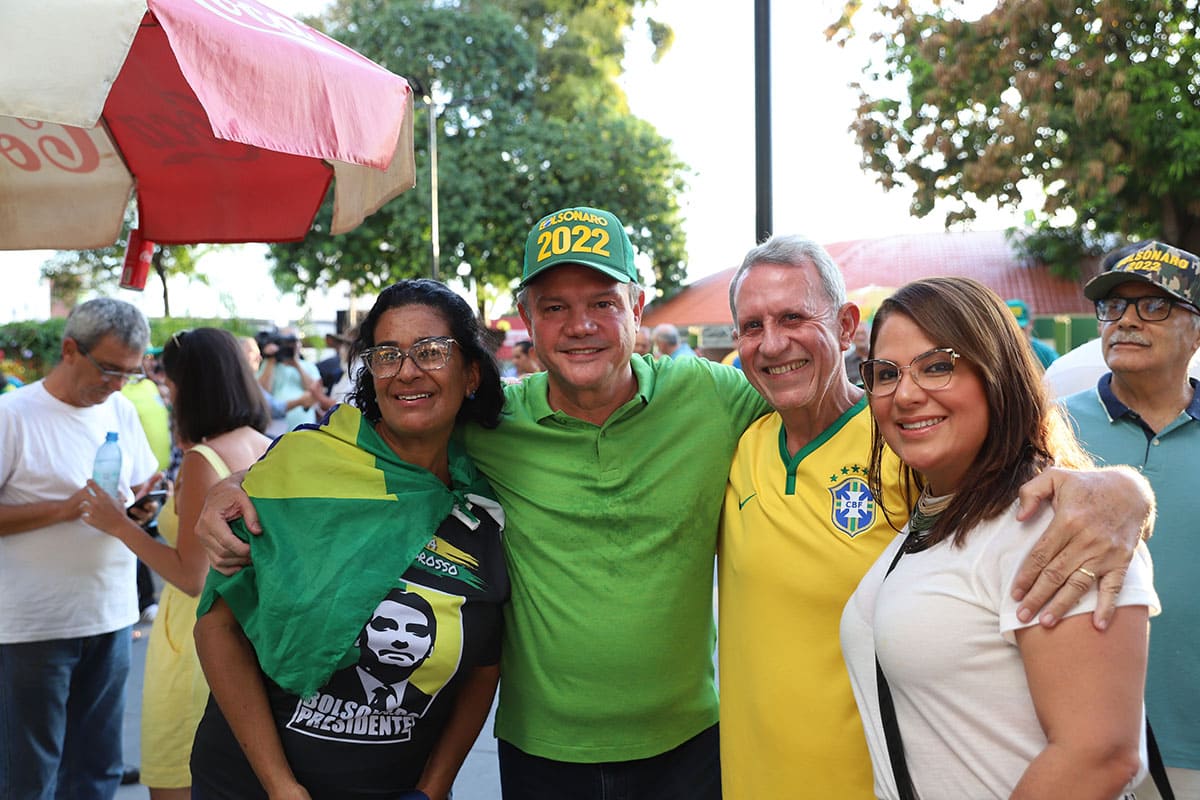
738, 493, 757, 510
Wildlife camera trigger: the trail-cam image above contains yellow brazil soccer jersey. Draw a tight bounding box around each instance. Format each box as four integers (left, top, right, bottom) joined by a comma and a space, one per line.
718, 400, 911, 800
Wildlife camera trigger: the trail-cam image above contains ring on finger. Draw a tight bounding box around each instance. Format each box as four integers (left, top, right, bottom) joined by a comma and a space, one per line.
1075, 566, 1097, 580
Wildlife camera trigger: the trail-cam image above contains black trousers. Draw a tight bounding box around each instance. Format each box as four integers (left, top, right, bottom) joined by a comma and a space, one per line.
498, 723, 721, 800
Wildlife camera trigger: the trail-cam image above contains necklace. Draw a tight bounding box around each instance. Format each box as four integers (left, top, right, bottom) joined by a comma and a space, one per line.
905, 487, 954, 551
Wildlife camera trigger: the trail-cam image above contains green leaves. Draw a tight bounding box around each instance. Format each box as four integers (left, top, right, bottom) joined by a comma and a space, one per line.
831, 0, 1200, 270
266, 0, 689, 305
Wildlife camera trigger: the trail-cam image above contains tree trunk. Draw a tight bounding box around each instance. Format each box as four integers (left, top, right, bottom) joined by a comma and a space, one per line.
153, 249, 171, 317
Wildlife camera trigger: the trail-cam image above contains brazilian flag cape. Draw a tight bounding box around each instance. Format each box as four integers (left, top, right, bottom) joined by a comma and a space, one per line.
196, 404, 495, 698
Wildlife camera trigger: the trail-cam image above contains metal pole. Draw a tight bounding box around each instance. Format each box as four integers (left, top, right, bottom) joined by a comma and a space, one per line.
754, 0, 772, 243
428, 100, 440, 282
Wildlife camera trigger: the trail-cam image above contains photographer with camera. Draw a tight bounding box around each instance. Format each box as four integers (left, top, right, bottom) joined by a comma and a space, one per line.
255, 327, 328, 438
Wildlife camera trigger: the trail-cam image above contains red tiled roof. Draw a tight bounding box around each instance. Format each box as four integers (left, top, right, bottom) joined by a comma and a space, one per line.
644, 230, 1096, 328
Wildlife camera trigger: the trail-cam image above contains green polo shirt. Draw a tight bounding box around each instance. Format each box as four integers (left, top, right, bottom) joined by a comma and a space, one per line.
463, 354, 769, 762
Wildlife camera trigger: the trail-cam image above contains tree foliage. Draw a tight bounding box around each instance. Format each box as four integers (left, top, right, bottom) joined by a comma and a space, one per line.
268, 0, 688, 310
830, 0, 1200, 273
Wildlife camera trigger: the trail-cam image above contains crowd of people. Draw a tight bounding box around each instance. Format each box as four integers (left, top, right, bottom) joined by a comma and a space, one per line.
1, 206, 1194, 800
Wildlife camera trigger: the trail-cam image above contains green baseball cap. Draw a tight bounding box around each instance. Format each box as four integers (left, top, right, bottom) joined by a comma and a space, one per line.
520, 206, 638, 288
1005, 299, 1031, 328
1084, 240, 1200, 309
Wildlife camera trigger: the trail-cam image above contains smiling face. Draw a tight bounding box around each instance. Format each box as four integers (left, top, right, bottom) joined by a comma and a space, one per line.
869, 313, 989, 495
518, 264, 643, 402
370, 304, 478, 453
732, 261, 858, 414
1100, 281, 1200, 380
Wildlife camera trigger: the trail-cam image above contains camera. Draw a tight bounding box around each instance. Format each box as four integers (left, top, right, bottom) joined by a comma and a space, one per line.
255, 329, 300, 362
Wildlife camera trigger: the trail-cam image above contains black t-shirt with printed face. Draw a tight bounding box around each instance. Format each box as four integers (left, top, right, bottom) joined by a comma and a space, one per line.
191, 503, 508, 799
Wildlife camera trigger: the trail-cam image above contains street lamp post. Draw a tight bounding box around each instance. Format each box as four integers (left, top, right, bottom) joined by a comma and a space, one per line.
755, 0, 772, 243
408, 77, 440, 281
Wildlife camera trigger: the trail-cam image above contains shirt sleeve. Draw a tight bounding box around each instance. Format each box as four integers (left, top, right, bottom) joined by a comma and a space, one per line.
996, 508, 1160, 642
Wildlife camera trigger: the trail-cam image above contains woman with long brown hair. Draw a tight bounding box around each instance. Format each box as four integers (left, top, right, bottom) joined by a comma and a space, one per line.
841, 277, 1158, 799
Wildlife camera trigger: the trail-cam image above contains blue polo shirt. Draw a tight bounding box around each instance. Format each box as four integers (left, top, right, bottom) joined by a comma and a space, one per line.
1061, 374, 1200, 770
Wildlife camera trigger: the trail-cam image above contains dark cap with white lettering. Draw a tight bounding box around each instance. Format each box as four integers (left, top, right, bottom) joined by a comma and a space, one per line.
1084, 239, 1200, 309
520, 206, 639, 288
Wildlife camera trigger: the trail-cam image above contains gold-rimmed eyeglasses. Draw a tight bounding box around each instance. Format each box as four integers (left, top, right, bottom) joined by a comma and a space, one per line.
362, 337, 457, 379
860, 348, 960, 397
79, 346, 146, 385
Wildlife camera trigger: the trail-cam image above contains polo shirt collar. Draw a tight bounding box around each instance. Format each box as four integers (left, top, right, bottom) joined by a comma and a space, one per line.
1097, 373, 1200, 422
524, 357, 652, 422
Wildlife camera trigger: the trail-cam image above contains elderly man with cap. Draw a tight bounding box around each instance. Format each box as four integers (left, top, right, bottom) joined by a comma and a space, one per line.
197, 207, 1155, 800
1061, 239, 1200, 799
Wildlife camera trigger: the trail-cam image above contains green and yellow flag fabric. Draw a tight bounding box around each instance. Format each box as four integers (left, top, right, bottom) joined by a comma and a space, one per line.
197, 404, 495, 697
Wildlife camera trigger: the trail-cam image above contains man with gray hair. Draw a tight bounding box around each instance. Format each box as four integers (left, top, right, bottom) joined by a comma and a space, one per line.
652, 322, 696, 358
718, 234, 1154, 798
0, 298, 160, 799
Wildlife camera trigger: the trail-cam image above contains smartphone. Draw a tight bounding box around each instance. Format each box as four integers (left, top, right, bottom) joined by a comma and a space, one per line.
129, 489, 168, 514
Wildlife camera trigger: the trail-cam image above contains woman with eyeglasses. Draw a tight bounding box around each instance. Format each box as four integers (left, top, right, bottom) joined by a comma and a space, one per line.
190, 280, 508, 800
839, 277, 1159, 800
83, 327, 272, 799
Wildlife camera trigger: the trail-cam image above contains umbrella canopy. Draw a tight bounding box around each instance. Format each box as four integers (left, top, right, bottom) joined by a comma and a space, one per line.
0, 0, 415, 250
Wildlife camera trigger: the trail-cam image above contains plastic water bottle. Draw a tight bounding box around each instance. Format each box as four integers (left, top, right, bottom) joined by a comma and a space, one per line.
92, 432, 122, 497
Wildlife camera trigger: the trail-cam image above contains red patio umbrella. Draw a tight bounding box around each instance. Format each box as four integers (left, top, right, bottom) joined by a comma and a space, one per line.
0, 0, 416, 251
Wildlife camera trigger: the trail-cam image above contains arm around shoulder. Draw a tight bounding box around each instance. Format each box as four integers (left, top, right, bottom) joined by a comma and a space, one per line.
1013, 465, 1152, 629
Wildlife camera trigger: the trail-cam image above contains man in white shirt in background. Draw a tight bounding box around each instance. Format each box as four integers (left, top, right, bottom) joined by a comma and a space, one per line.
0, 298, 159, 799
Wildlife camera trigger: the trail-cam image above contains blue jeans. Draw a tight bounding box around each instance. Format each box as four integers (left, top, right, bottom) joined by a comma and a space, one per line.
498, 723, 721, 800
0, 628, 132, 800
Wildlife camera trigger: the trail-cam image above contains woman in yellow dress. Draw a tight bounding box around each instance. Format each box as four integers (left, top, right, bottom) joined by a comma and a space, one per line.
85, 327, 271, 799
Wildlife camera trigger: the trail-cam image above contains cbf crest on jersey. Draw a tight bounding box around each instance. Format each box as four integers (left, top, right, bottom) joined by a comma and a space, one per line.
827, 465, 877, 538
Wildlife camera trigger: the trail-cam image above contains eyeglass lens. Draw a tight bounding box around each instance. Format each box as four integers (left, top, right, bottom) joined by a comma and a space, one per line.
366, 338, 454, 377
862, 349, 957, 396
83, 349, 144, 383
1096, 296, 1173, 322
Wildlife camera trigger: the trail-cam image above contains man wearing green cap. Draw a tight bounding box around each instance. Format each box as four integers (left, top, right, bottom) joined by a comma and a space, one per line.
1062, 239, 1200, 799
465, 206, 768, 796
198, 206, 768, 797
1006, 298, 1060, 369
198, 207, 1154, 800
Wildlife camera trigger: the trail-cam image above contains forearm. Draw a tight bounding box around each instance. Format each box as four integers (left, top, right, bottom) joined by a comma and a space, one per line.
0, 500, 74, 537
258, 361, 276, 392
1011, 741, 1140, 799
415, 664, 500, 800
195, 601, 303, 796
104, 514, 207, 596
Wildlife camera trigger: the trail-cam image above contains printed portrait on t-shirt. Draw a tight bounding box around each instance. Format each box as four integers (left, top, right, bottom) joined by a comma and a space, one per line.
284, 581, 465, 743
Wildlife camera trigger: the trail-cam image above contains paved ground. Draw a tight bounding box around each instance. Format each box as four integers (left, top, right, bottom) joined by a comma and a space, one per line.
115, 620, 502, 799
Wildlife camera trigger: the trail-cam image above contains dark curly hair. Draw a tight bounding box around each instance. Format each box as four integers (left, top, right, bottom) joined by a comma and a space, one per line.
347, 280, 504, 428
